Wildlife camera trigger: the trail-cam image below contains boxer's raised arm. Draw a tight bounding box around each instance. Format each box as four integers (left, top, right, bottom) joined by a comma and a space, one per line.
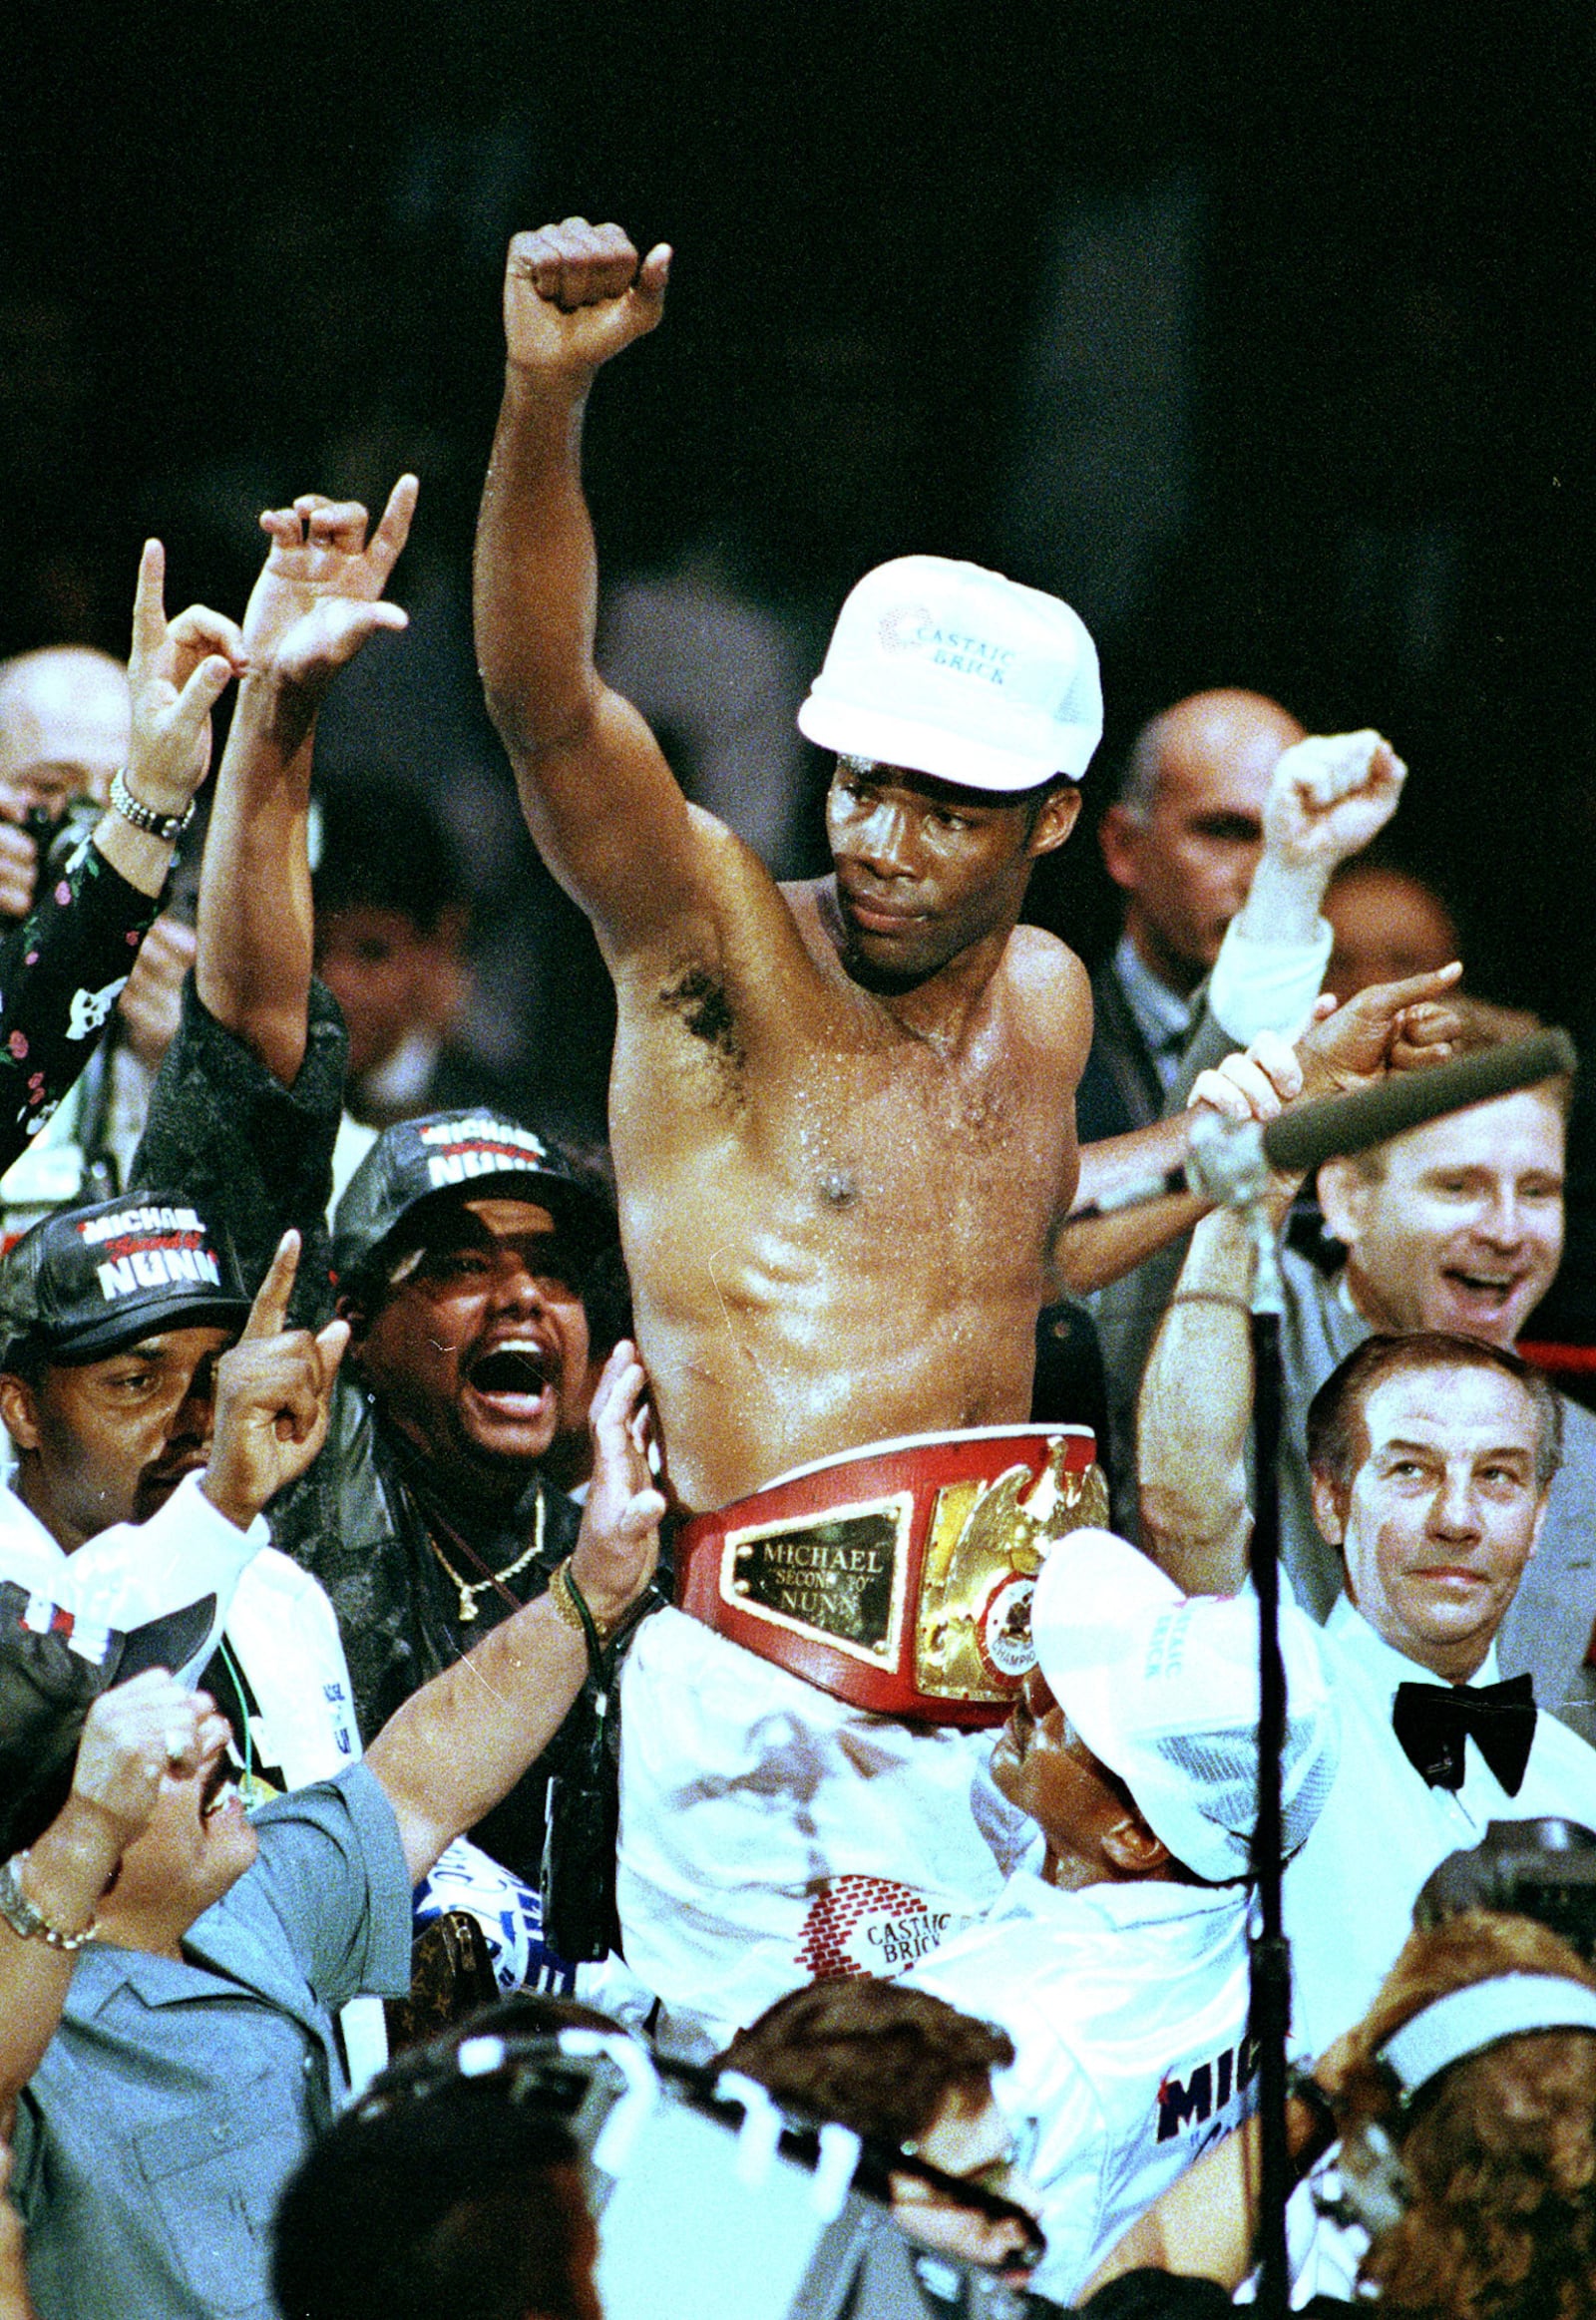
476, 220, 715, 962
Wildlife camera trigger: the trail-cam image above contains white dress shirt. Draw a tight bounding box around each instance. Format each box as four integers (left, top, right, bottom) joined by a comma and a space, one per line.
0, 1471, 358, 1788
1111, 935, 1197, 1093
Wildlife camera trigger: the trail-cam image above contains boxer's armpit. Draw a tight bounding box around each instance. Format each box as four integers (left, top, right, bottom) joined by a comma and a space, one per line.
657, 964, 744, 1066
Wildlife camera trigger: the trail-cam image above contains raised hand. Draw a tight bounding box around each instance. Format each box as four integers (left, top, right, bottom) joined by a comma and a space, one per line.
240, 476, 416, 700
1262, 730, 1408, 873
569, 1340, 664, 1630
201, 1230, 350, 1529
126, 541, 247, 817
67, 1669, 227, 1856
503, 218, 671, 378
1188, 1022, 1316, 1127
1189, 966, 1463, 1130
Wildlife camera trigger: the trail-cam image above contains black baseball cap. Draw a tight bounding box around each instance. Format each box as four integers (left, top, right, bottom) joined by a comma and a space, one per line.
0, 1194, 252, 1372
331, 1112, 616, 1286
0, 1581, 223, 1855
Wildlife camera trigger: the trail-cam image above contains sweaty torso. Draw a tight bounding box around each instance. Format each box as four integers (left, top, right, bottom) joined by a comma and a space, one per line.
608, 863, 1088, 1511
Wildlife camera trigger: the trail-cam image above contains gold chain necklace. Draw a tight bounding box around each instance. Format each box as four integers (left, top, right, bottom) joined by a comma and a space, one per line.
425, 1491, 545, 1625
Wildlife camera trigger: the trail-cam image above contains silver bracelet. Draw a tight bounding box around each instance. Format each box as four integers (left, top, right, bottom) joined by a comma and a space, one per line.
109, 768, 195, 844
0, 1849, 98, 1951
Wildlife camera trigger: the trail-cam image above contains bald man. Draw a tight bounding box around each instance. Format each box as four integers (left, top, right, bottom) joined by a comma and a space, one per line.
0, 647, 133, 930
1080, 697, 1425, 1530
0, 645, 131, 822
1078, 688, 1306, 1142
0, 643, 198, 1215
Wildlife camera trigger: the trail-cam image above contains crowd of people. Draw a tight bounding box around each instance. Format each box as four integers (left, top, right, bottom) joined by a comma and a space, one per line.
1, 212, 1594, 2320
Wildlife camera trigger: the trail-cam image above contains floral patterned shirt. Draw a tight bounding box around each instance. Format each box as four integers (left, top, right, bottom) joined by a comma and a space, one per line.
0, 834, 162, 1178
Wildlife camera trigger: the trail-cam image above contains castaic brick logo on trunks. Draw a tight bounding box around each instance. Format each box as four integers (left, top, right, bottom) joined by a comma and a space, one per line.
77, 1205, 222, 1304
794, 1872, 976, 1982
418, 1118, 550, 1191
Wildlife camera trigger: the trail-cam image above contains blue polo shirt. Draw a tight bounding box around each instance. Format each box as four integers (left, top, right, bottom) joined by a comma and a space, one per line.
13, 1761, 412, 2320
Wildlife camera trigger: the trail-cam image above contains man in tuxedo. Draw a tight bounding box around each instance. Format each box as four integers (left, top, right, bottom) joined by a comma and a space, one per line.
1139, 1193, 1596, 2051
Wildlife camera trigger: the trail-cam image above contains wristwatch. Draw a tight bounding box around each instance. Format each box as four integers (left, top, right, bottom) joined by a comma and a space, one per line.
0, 1849, 98, 1951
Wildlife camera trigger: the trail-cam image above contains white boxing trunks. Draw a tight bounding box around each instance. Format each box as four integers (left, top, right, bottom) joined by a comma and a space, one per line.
617, 1425, 1107, 2056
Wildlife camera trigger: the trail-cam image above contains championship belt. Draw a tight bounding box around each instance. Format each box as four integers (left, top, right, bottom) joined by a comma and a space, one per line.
675, 1425, 1109, 1727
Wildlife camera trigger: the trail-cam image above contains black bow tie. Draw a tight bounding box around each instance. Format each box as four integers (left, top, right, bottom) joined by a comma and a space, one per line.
1392, 1674, 1537, 1796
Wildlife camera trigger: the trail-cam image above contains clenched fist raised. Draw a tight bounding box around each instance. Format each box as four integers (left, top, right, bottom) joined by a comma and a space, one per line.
503, 218, 671, 379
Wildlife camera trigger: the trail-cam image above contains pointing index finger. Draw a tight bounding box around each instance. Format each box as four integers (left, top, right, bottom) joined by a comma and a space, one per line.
130, 540, 168, 671
1362, 962, 1464, 1014
240, 1230, 300, 1343
368, 474, 419, 580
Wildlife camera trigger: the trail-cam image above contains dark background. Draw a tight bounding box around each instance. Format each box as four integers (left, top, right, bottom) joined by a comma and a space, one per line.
7, 0, 1594, 1048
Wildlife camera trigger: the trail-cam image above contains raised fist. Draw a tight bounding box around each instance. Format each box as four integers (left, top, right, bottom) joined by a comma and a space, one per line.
1262, 729, 1407, 873
503, 219, 671, 378
70, 1671, 227, 1854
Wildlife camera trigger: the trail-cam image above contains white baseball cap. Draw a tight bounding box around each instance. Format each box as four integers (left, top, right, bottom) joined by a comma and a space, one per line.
1028, 1529, 1341, 1884
797, 556, 1103, 793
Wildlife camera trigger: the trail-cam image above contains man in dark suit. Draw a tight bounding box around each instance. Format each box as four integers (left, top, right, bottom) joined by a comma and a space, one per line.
1075, 712, 1418, 1522
1077, 689, 1306, 1143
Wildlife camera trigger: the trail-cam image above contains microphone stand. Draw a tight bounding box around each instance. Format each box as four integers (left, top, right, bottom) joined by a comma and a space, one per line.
1178, 1108, 1294, 2316
1243, 1191, 1293, 2320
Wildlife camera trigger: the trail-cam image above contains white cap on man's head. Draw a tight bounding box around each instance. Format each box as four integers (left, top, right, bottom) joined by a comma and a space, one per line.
797, 556, 1103, 792
1029, 1529, 1341, 1884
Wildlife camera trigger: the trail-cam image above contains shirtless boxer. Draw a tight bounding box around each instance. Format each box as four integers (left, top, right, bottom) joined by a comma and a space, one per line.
475, 217, 1450, 2038
475, 217, 1432, 1511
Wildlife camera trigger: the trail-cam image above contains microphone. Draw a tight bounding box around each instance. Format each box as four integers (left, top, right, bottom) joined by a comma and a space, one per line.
1187, 1027, 1577, 1205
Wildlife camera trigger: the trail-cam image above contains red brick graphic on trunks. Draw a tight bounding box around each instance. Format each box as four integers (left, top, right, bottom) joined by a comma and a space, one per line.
794, 1873, 967, 1981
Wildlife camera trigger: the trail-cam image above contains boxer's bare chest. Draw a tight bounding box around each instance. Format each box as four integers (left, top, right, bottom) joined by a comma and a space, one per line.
607, 878, 1087, 1505
765, 1013, 1067, 1258
613, 924, 1077, 1311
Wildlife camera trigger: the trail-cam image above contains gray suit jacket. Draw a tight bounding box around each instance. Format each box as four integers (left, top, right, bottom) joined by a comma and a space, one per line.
1087, 991, 1240, 1534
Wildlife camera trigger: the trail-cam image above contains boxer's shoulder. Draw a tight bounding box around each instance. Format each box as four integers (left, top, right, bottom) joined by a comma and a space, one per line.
1002, 925, 1092, 1064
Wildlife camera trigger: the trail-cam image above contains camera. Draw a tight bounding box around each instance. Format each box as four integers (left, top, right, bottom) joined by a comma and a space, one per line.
1414, 1818, 1596, 1960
